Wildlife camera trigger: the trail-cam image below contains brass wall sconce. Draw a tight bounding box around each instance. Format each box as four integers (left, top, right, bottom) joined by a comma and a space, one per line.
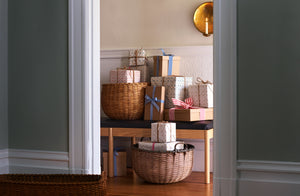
193, 2, 213, 37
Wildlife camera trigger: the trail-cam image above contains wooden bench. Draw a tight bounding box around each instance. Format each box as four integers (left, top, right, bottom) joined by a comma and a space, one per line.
101, 118, 213, 184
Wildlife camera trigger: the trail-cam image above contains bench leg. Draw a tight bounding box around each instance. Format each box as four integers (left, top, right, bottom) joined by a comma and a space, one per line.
108, 128, 114, 177
204, 132, 210, 184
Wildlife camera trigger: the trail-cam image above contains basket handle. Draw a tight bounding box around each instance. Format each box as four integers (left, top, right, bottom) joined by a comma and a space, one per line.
173, 142, 185, 152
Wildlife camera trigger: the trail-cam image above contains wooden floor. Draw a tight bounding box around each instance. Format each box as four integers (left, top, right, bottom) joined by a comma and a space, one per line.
107, 170, 213, 196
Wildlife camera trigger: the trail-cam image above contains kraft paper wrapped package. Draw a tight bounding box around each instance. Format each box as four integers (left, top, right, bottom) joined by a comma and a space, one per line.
153, 56, 180, 76
110, 69, 140, 83
151, 76, 192, 108
151, 122, 176, 143
188, 84, 213, 108
164, 108, 213, 121
138, 141, 184, 152
144, 86, 165, 121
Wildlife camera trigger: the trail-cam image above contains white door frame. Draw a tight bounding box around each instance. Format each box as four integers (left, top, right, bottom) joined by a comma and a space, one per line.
68, 1, 239, 194
68, 0, 101, 174
213, 0, 237, 195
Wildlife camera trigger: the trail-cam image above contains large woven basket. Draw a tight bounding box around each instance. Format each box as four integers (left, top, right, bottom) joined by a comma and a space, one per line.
132, 143, 194, 184
101, 82, 148, 120
0, 172, 107, 196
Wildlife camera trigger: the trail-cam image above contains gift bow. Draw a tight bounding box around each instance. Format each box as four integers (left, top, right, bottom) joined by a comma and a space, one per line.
145, 95, 161, 112
196, 77, 213, 85
172, 97, 194, 109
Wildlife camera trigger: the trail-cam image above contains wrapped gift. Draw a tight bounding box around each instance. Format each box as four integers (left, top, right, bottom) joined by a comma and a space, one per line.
188, 78, 213, 108
129, 49, 146, 66
153, 56, 180, 76
199, 84, 213, 108
110, 69, 140, 83
151, 122, 176, 142
151, 76, 192, 108
164, 97, 213, 121
102, 150, 127, 176
144, 86, 165, 121
164, 108, 213, 121
127, 64, 149, 82
138, 141, 184, 152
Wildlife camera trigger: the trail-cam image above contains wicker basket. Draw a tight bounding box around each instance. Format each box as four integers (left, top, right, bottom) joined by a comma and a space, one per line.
0, 172, 107, 196
101, 82, 148, 120
132, 143, 194, 184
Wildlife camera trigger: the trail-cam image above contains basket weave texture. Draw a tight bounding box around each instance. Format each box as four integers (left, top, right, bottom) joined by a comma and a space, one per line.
0, 172, 107, 196
101, 82, 148, 120
132, 144, 194, 184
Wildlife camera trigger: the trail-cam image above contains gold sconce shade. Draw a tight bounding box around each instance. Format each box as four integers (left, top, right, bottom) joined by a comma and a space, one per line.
193, 2, 213, 36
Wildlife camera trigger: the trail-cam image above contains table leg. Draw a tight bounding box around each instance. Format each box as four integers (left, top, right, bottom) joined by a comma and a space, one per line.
131, 137, 136, 145
108, 128, 114, 177
204, 132, 210, 184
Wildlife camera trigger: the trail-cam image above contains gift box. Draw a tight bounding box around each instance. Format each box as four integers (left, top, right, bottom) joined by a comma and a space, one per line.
164, 108, 213, 121
153, 56, 180, 76
110, 69, 140, 83
188, 84, 213, 108
144, 86, 165, 121
129, 49, 146, 66
151, 76, 192, 108
151, 122, 176, 143
102, 150, 127, 176
199, 84, 213, 108
138, 141, 184, 152
127, 64, 149, 82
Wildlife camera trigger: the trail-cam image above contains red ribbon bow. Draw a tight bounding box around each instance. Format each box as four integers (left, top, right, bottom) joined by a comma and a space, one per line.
171, 97, 194, 109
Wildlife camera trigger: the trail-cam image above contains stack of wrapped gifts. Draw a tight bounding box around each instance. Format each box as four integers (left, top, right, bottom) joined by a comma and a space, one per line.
143, 49, 213, 122
104, 48, 214, 122
138, 121, 184, 152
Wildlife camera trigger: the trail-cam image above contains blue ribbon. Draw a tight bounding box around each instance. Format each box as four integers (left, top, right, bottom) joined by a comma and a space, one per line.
145, 86, 164, 120
161, 49, 174, 76
113, 148, 121, 176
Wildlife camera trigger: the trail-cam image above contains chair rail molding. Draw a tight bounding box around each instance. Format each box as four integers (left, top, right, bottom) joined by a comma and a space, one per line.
68, 0, 100, 174
213, 0, 237, 195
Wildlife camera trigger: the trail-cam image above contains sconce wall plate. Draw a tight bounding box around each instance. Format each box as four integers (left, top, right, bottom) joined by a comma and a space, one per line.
193, 2, 213, 36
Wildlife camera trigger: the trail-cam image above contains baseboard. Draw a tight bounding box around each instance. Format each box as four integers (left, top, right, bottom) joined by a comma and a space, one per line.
237, 160, 300, 196
0, 149, 9, 174
213, 177, 237, 196
9, 149, 70, 174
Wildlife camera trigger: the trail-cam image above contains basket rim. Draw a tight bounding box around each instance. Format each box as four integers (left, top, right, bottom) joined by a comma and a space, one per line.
132, 143, 195, 153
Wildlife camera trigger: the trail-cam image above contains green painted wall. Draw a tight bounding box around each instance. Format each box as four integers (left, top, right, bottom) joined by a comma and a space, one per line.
8, 0, 68, 151
237, 0, 300, 161
0, 0, 8, 149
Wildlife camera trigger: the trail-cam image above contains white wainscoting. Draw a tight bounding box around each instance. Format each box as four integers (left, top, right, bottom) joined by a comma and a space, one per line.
0, 149, 9, 174
237, 160, 300, 196
8, 149, 69, 174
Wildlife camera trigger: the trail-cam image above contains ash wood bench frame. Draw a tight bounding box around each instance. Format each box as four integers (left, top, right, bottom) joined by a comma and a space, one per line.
101, 127, 213, 184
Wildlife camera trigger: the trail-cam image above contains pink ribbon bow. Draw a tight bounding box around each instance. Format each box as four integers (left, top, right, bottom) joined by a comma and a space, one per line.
172, 97, 194, 109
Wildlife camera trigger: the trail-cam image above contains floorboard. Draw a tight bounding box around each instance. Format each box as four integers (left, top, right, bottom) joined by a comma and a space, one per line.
107, 170, 213, 196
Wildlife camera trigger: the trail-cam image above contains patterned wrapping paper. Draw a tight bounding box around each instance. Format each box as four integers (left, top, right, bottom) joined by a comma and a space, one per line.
138, 141, 184, 152
199, 84, 213, 108
151, 122, 176, 143
188, 84, 213, 108
110, 69, 141, 83
127, 64, 149, 82
129, 49, 146, 66
151, 76, 193, 108
188, 85, 201, 107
